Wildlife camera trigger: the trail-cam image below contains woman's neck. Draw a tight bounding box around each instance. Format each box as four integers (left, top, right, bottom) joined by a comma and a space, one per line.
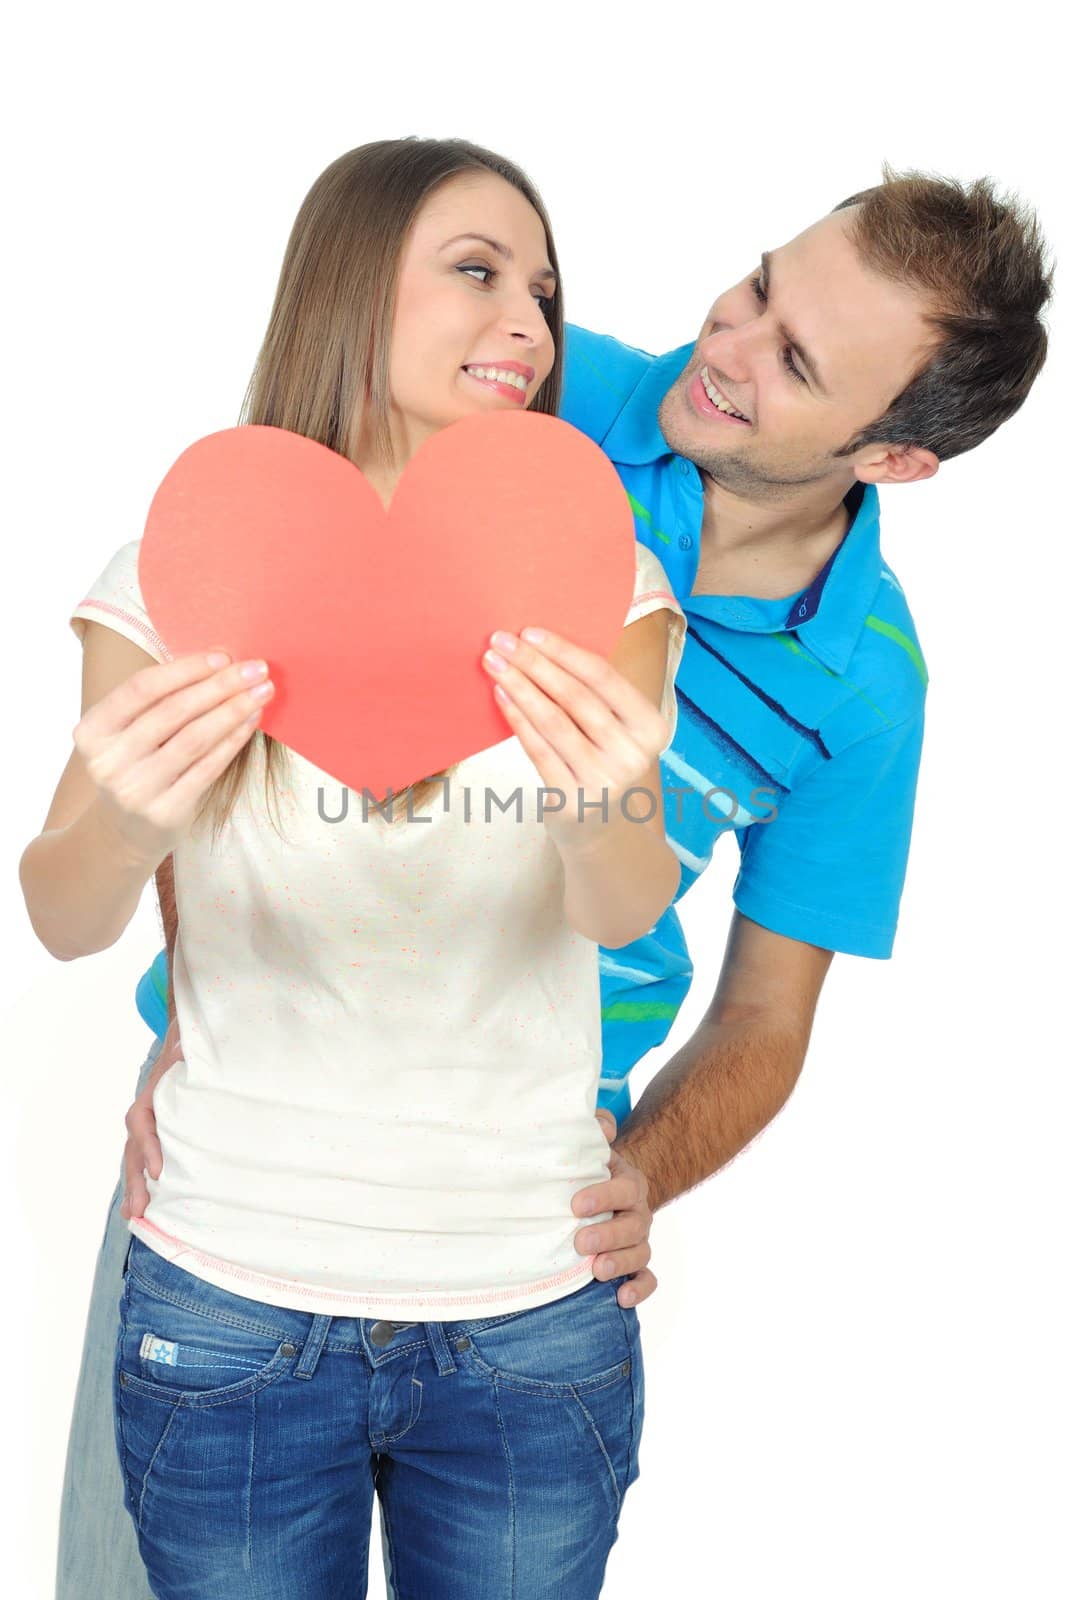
357, 459, 402, 509
354, 429, 423, 507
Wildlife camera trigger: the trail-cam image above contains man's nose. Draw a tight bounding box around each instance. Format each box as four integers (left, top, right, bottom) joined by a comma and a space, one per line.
701, 322, 755, 386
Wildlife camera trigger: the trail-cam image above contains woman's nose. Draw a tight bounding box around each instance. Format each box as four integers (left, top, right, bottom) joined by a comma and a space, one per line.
499, 318, 540, 348
496, 293, 548, 346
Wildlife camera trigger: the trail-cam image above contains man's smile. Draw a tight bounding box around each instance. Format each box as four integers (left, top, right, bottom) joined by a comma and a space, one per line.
687, 365, 751, 426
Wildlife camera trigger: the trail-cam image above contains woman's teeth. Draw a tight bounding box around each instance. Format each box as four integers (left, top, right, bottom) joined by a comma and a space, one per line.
465, 366, 529, 391
700, 366, 747, 421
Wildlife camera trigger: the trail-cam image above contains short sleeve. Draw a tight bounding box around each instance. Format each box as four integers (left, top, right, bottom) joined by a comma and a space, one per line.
622, 542, 687, 744
732, 709, 925, 959
69, 539, 172, 663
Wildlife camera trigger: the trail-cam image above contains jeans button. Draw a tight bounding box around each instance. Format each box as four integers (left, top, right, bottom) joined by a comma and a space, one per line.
371, 1321, 394, 1347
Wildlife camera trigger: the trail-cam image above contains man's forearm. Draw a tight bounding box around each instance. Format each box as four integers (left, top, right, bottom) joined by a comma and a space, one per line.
155, 855, 178, 1034
613, 1013, 809, 1213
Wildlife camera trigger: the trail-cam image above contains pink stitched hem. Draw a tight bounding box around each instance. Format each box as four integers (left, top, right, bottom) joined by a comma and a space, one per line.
72, 600, 173, 662
130, 1216, 598, 1313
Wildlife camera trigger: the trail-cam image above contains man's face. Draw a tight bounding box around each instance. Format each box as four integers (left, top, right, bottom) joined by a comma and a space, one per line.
658, 208, 938, 497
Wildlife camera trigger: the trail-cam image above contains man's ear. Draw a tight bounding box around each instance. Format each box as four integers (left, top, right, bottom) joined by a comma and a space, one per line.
853, 444, 940, 487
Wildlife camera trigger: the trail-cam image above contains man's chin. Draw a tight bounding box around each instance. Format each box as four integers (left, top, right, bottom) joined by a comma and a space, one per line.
658, 384, 703, 458
660, 391, 748, 469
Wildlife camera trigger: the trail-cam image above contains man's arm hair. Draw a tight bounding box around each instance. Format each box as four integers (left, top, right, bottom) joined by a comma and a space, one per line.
154, 854, 178, 1033
614, 911, 834, 1213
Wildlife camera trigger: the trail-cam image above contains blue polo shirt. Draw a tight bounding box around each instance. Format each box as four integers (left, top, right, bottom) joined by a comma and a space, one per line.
133, 325, 928, 1128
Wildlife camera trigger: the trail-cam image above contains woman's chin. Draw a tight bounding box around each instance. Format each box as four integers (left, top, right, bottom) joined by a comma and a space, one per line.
398, 384, 537, 451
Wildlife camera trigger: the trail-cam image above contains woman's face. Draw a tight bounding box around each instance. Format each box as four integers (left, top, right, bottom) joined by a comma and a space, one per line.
382, 171, 557, 466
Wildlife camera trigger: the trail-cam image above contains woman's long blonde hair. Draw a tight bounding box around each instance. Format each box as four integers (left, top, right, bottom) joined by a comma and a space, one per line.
193, 137, 566, 845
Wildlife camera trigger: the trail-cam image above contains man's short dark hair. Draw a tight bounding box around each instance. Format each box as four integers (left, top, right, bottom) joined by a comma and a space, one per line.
831, 164, 1053, 461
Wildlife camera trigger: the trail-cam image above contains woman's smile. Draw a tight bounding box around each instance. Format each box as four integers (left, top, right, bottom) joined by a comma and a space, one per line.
460, 360, 534, 405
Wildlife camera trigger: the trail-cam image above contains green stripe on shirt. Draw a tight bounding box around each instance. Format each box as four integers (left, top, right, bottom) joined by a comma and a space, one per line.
601, 1000, 682, 1023
863, 615, 929, 686
626, 492, 671, 548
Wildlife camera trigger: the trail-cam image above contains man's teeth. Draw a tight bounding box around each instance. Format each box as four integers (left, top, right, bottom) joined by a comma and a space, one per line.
465, 366, 528, 391
699, 366, 747, 420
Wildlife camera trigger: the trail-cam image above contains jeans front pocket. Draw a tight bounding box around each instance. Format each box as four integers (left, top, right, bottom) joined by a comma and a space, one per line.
461, 1273, 634, 1395
113, 1252, 299, 1543
458, 1273, 642, 1517
117, 1259, 296, 1406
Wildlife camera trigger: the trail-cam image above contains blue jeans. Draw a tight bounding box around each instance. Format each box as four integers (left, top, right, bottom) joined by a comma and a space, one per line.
57, 1039, 160, 1600
114, 1233, 643, 1598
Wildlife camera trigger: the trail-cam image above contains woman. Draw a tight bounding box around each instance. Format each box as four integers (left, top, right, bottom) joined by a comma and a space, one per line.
25, 137, 686, 1598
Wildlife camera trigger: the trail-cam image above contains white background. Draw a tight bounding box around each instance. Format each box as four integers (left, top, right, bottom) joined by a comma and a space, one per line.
2, 2, 1083, 1595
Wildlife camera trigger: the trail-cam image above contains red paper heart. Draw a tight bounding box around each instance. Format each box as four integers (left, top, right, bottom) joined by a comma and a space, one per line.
138, 414, 635, 796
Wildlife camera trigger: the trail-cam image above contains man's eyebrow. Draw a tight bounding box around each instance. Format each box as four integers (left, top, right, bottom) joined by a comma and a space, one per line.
761, 250, 827, 393
441, 233, 557, 282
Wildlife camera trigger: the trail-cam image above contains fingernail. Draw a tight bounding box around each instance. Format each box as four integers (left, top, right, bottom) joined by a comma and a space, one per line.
576, 1196, 594, 1215
489, 631, 518, 655
598, 1258, 615, 1278
521, 628, 547, 644
206, 651, 231, 669
483, 649, 509, 673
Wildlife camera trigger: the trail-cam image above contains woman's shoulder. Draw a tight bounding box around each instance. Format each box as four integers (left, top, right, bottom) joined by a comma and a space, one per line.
625, 540, 685, 625
69, 537, 170, 662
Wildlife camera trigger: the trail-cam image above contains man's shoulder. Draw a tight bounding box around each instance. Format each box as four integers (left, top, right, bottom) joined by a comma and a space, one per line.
559, 324, 662, 444
822, 561, 928, 751
856, 560, 928, 715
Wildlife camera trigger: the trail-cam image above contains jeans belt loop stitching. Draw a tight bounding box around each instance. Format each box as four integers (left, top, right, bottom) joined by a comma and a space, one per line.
293, 1313, 332, 1380
424, 1319, 457, 1376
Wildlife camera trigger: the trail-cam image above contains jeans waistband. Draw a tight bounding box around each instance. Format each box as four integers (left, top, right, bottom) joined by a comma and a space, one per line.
261, 1310, 458, 1380
124, 1237, 460, 1377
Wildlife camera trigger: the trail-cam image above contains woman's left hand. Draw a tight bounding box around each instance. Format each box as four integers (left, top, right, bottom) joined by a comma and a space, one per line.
481, 626, 669, 854
571, 1108, 657, 1308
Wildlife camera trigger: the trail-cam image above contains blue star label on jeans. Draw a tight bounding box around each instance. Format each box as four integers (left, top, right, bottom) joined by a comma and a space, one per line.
140, 1333, 179, 1366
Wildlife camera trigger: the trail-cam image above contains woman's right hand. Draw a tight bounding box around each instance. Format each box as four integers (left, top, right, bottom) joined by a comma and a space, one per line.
72, 650, 275, 865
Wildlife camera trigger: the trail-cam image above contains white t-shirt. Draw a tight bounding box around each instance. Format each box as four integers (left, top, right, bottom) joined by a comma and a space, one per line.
71, 537, 687, 1320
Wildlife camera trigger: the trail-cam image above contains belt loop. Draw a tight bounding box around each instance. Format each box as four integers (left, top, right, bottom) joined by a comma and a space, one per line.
424, 1320, 457, 1376
293, 1313, 332, 1381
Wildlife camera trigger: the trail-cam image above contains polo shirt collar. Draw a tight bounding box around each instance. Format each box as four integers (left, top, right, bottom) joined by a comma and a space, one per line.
599, 340, 886, 676
600, 341, 695, 465
789, 480, 885, 673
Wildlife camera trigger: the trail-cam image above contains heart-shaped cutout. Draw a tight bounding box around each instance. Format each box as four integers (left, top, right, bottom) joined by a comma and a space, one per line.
139, 413, 636, 796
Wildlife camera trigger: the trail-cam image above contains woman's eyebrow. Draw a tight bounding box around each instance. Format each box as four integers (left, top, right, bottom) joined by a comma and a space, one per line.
441, 233, 557, 282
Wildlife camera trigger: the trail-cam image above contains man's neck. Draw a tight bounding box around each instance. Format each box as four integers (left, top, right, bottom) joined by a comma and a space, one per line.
692, 472, 858, 601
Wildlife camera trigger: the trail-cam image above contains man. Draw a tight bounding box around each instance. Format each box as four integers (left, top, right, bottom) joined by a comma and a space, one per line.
56, 167, 1051, 1598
